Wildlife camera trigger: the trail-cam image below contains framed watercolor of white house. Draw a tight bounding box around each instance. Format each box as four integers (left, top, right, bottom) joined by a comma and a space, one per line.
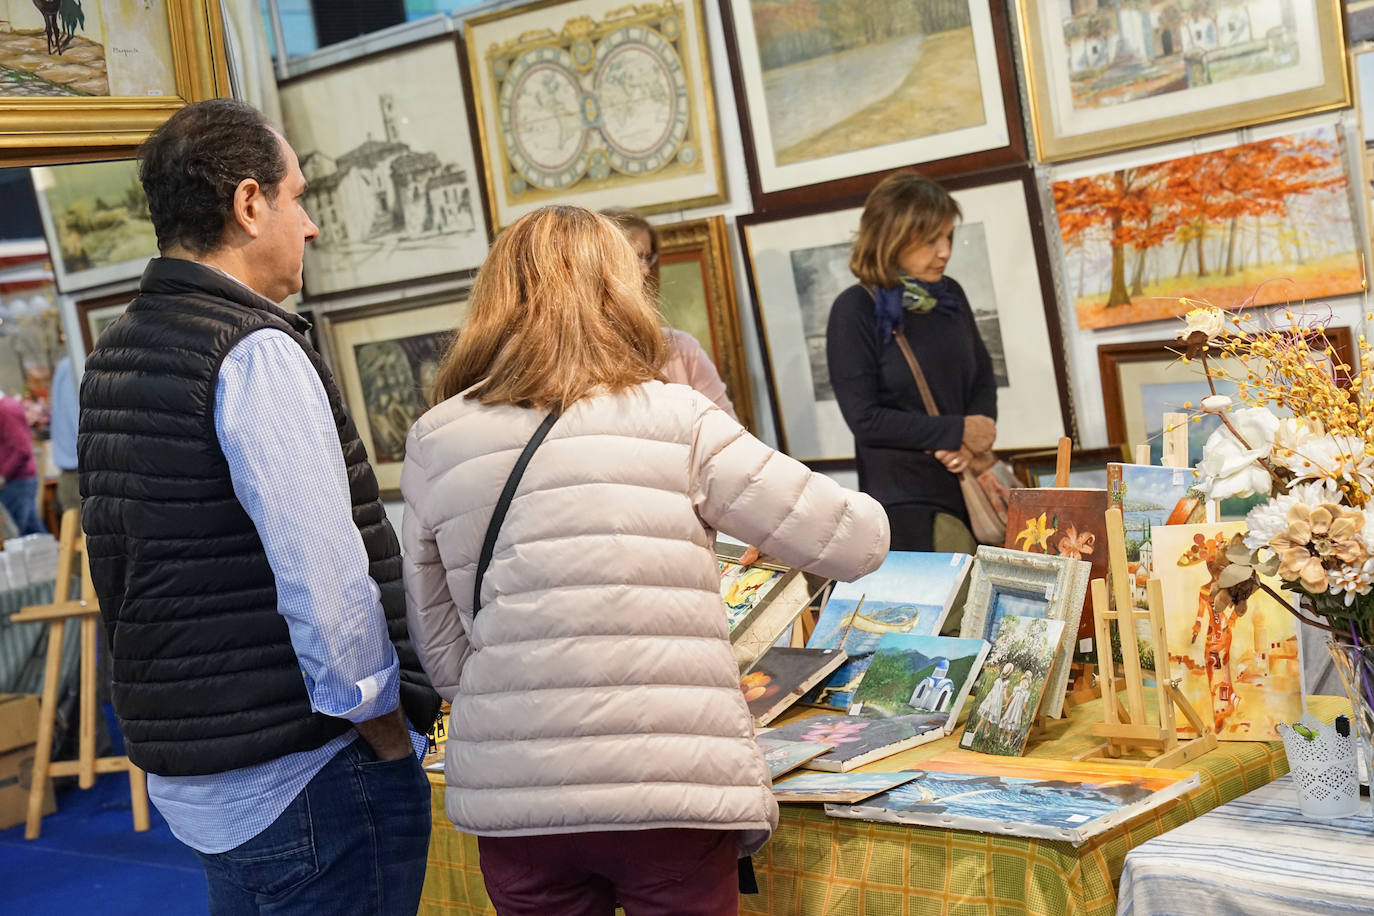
279, 37, 490, 299
321, 295, 469, 499
719, 0, 1024, 210
1016, 0, 1350, 162
464, 0, 724, 229
739, 167, 1070, 465
31, 159, 158, 293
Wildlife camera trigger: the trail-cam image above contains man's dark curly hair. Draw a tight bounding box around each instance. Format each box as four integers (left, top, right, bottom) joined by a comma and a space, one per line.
138, 99, 286, 256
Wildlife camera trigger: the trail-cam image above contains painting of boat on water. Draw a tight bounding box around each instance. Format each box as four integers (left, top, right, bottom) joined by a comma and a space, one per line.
825, 752, 1199, 844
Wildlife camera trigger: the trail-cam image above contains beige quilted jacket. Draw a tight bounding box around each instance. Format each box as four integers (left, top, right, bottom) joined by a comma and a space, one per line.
400, 381, 889, 853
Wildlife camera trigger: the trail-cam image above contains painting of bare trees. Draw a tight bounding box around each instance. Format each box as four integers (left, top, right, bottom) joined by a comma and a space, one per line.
1052, 125, 1360, 329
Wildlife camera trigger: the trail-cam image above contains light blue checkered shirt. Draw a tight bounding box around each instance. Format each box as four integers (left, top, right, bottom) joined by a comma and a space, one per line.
147, 328, 421, 854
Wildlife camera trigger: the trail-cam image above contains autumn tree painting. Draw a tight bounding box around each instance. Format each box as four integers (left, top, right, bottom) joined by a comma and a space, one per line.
1053, 126, 1361, 330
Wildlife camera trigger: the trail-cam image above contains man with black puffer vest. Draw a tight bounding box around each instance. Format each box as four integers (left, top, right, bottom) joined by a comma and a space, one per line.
78, 99, 440, 916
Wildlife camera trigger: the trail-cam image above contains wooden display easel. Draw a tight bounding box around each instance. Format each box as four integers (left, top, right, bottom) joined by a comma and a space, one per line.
11, 509, 149, 839
1078, 414, 1217, 767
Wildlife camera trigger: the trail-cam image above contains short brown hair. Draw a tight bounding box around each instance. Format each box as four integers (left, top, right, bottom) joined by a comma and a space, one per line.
431, 206, 667, 411
849, 172, 960, 287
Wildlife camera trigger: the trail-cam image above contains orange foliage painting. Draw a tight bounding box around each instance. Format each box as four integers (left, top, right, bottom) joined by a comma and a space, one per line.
1053, 126, 1361, 330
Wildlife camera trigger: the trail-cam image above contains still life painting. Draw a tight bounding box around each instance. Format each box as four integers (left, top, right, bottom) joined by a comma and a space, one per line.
740, 647, 847, 726
846, 634, 988, 733
279, 39, 489, 297
1152, 522, 1301, 739
1003, 487, 1109, 643
826, 752, 1200, 844
959, 615, 1065, 756
1053, 125, 1359, 330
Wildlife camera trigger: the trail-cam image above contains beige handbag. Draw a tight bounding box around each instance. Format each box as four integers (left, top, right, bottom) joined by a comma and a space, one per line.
890, 330, 1011, 545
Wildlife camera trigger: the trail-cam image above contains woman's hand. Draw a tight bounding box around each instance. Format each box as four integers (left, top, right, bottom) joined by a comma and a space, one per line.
934, 446, 974, 474
963, 415, 996, 454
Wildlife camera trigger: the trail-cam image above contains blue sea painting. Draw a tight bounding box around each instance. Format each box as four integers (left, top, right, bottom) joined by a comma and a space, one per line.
808, 552, 972, 651
857, 770, 1150, 828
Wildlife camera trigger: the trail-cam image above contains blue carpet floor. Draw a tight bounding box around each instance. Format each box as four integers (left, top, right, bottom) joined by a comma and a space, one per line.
0, 709, 206, 915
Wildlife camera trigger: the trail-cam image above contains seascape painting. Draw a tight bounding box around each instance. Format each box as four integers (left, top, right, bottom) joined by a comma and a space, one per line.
847, 633, 988, 729
1153, 522, 1301, 740
0, 0, 178, 98
280, 40, 488, 296
1053, 126, 1360, 330
1003, 488, 1109, 642
827, 752, 1199, 844
959, 614, 1065, 756
31, 159, 157, 291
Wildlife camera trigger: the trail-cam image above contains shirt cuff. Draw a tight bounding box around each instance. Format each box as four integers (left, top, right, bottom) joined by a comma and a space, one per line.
311, 657, 401, 724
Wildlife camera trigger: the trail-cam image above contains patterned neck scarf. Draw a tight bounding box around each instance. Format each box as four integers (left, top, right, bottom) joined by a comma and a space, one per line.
873, 274, 959, 343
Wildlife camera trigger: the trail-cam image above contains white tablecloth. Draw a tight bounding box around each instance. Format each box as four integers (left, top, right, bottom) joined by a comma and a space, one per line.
1117, 775, 1374, 916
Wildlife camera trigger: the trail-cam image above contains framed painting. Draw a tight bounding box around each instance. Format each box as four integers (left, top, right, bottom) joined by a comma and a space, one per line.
958, 546, 1089, 718
322, 295, 469, 498
1007, 445, 1126, 489
655, 215, 755, 431
1053, 122, 1361, 330
718, 0, 1024, 211
740, 167, 1070, 464
1003, 487, 1109, 646
464, 0, 724, 229
74, 287, 134, 354
0, 0, 229, 166
1016, 0, 1349, 162
31, 159, 156, 292
279, 36, 490, 299
1097, 330, 1354, 467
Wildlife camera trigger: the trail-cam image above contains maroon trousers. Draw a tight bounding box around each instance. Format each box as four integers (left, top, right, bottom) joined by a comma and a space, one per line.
476, 828, 739, 915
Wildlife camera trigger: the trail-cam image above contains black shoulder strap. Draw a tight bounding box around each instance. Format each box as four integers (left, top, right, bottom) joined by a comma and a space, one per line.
472, 411, 559, 618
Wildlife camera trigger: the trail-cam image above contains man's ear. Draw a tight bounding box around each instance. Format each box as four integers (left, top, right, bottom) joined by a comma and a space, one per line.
231, 178, 265, 240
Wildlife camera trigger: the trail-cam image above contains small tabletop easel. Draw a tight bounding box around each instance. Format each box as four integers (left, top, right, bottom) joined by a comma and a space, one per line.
1079, 413, 1216, 768
11, 509, 148, 839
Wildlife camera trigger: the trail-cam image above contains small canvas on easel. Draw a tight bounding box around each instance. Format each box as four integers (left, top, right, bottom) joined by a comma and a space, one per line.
846, 634, 989, 733
1107, 463, 1205, 671
958, 615, 1066, 756
741, 647, 848, 726
1151, 522, 1301, 740
803, 552, 973, 709
1003, 488, 1109, 644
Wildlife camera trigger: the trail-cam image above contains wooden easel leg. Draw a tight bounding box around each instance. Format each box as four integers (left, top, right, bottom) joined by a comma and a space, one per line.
128, 764, 149, 832
78, 616, 97, 789
25, 620, 64, 840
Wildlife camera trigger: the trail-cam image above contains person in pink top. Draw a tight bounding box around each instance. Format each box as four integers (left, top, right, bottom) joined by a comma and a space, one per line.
0, 391, 45, 535
601, 207, 738, 421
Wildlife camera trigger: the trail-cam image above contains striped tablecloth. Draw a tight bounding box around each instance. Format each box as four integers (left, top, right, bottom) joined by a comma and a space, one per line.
1116, 775, 1374, 916
419, 695, 1350, 916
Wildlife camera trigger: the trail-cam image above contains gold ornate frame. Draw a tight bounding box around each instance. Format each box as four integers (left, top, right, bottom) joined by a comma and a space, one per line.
1016, 0, 1349, 162
655, 214, 754, 433
0, 0, 230, 166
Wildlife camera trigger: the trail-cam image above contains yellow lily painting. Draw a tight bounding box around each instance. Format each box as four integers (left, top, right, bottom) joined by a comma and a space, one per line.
1014, 513, 1056, 553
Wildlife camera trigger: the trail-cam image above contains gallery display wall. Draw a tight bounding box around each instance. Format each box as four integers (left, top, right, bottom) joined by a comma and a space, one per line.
20, 0, 1374, 501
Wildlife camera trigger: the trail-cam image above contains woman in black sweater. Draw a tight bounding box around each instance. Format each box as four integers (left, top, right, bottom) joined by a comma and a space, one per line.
826, 172, 997, 551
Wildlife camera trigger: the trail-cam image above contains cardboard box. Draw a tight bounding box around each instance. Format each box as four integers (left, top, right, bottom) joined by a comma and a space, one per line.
0, 694, 55, 830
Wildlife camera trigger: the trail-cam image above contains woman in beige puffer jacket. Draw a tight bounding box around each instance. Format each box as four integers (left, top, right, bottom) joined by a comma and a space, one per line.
401, 206, 889, 915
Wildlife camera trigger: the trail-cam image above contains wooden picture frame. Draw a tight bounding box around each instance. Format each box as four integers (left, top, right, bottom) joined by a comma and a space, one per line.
958, 546, 1089, 719
74, 287, 135, 354
1016, 0, 1350, 162
1097, 329, 1354, 463
464, 0, 725, 229
0, 0, 230, 166
655, 214, 754, 432
718, 0, 1025, 211
31, 159, 156, 293
319, 294, 470, 499
739, 166, 1072, 465
279, 34, 492, 300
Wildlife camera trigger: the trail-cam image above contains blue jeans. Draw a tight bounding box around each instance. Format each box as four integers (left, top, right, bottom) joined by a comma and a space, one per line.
195, 740, 431, 915
0, 475, 45, 536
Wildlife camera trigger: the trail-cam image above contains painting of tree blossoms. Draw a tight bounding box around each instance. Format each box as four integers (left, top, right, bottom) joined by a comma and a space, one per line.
1053, 125, 1360, 330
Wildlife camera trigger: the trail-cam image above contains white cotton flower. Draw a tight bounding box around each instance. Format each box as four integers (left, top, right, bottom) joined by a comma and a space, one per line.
1329, 559, 1374, 607
1193, 407, 1279, 501
1276, 434, 1374, 490
1178, 307, 1226, 342
1200, 395, 1233, 414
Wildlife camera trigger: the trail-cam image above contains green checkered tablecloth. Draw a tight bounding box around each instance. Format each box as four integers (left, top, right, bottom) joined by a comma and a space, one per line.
418, 695, 1344, 916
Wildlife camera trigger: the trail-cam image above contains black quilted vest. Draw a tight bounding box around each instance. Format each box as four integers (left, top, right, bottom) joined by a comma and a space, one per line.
78, 258, 440, 777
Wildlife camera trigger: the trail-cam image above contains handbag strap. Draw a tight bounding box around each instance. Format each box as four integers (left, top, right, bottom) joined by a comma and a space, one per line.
861, 285, 942, 417
472, 410, 559, 618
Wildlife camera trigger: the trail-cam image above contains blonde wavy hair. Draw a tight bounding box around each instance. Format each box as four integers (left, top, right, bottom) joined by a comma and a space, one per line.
431, 205, 668, 411
849, 172, 960, 288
